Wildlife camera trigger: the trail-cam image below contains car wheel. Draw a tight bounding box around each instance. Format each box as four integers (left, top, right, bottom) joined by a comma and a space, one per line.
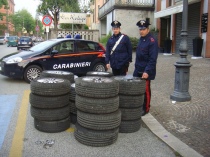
119, 119, 141, 133
92, 63, 106, 72
75, 76, 119, 98
30, 78, 70, 96
77, 109, 121, 130
76, 95, 119, 114
24, 65, 42, 83
34, 117, 70, 133
74, 123, 118, 147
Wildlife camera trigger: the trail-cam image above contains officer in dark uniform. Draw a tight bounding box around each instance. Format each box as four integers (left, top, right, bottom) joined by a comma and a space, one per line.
105, 20, 132, 76
133, 20, 158, 116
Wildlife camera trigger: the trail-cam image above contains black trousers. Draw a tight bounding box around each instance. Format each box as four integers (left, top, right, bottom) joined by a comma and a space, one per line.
112, 64, 129, 76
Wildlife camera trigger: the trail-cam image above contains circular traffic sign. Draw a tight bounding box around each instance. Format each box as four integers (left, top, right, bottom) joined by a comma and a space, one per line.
42, 15, 52, 26
35, 25, 40, 31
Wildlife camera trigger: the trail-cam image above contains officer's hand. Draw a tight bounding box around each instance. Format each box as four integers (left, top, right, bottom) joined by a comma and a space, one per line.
106, 64, 110, 69
142, 72, 149, 79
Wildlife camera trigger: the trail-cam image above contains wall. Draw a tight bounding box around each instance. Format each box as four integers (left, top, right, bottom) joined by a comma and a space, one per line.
106, 11, 113, 35
114, 9, 155, 38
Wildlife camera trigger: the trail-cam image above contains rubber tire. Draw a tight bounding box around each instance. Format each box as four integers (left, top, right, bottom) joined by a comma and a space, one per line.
30, 78, 70, 96
70, 113, 77, 124
75, 77, 119, 98
24, 65, 42, 83
120, 107, 142, 121
40, 70, 74, 83
74, 123, 118, 147
119, 95, 144, 108
30, 93, 69, 108
119, 119, 141, 133
113, 76, 146, 95
76, 95, 119, 114
77, 110, 121, 130
30, 105, 70, 121
86, 71, 113, 77
34, 117, 70, 133
70, 101, 77, 114
69, 83, 76, 101
92, 63, 106, 72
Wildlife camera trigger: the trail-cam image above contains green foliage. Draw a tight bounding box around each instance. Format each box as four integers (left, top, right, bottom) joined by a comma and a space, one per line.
129, 37, 139, 50
0, 0, 8, 20
84, 25, 89, 30
100, 32, 112, 46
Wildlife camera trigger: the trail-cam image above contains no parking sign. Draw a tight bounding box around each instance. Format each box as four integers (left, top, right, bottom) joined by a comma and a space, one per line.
42, 15, 52, 26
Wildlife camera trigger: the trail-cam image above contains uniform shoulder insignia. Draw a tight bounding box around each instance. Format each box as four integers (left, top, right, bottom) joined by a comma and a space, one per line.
150, 37, 155, 42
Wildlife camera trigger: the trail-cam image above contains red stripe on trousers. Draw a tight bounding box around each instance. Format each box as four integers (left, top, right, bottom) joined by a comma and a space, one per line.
145, 80, 151, 112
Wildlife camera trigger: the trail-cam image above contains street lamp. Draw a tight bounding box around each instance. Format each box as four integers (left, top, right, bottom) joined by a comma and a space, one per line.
170, 0, 192, 102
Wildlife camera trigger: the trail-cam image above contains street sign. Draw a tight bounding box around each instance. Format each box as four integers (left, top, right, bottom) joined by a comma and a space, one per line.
59, 12, 86, 24
35, 25, 40, 32
42, 15, 52, 26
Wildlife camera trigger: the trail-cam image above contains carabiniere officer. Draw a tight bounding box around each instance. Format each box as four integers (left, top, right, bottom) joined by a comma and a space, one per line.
105, 20, 132, 76
133, 20, 158, 116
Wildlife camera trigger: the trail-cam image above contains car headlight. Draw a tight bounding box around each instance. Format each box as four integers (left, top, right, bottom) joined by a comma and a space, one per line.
6, 57, 23, 64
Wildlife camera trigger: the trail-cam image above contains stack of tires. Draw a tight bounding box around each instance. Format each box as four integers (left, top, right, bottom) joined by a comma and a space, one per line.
113, 76, 146, 133
74, 76, 121, 146
86, 71, 113, 77
30, 77, 71, 133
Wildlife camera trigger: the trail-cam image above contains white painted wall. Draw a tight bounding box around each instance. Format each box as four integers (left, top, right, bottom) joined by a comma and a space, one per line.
202, 0, 208, 57
106, 12, 113, 35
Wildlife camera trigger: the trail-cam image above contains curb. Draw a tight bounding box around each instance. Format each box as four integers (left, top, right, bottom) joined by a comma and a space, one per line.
141, 113, 203, 157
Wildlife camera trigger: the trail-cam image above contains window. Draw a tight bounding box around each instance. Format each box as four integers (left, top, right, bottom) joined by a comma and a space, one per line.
53, 41, 74, 54
76, 41, 95, 52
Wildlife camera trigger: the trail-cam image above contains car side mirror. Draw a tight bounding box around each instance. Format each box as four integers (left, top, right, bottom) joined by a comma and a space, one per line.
51, 50, 58, 57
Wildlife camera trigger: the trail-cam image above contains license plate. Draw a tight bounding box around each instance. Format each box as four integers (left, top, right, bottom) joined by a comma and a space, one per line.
22, 42, 27, 44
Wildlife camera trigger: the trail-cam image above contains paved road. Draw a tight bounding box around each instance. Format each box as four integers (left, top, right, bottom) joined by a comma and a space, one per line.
0, 45, 177, 157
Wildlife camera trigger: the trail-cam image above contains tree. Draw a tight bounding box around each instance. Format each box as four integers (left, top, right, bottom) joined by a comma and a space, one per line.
9, 9, 36, 34
0, 0, 8, 20
37, 0, 81, 30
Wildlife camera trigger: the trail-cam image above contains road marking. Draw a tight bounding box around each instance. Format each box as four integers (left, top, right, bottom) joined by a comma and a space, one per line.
9, 90, 30, 157
0, 95, 18, 149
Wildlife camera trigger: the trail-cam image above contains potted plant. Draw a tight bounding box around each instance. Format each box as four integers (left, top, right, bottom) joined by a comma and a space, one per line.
193, 36, 203, 57
164, 37, 172, 53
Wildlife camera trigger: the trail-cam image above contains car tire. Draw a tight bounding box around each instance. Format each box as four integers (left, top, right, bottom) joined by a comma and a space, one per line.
92, 63, 106, 72
74, 123, 118, 147
119, 119, 141, 133
69, 83, 76, 101
86, 71, 113, 77
120, 107, 142, 121
77, 109, 121, 130
76, 95, 119, 114
40, 70, 74, 83
113, 76, 146, 95
24, 65, 42, 83
34, 117, 70, 133
119, 95, 144, 108
75, 77, 119, 98
30, 93, 69, 108
30, 78, 70, 96
30, 105, 70, 121
70, 100, 77, 114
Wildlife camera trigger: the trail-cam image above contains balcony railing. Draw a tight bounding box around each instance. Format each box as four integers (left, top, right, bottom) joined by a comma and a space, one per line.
99, 0, 154, 19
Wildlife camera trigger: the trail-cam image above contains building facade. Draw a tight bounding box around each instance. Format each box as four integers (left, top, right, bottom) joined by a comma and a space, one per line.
0, 0, 15, 35
155, 0, 210, 58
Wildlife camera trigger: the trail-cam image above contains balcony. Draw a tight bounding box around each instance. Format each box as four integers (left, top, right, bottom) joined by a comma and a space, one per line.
99, 0, 155, 19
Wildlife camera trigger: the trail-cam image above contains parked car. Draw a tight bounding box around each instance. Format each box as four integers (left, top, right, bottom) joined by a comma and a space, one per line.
17, 36, 34, 50
7, 36, 18, 47
0, 36, 6, 45
0, 38, 106, 83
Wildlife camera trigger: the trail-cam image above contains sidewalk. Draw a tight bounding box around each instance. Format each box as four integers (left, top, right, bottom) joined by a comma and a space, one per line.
128, 53, 210, 157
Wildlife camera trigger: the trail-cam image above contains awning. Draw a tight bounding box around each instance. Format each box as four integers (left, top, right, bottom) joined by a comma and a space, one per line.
154, 0, 201, 18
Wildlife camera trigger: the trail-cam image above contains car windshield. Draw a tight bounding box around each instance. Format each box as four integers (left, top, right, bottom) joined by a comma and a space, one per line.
20, 37, 30, 41
0, 37, 4, 39
9, 36, 16, 40
29, 40, 57, 51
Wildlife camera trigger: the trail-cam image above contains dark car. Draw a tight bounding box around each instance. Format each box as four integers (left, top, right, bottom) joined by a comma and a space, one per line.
17, 36, 34, 50
0, 38, 106, 83
7, 36, 18, 47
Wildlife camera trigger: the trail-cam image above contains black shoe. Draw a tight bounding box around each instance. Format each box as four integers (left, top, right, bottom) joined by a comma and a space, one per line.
141, 111, 149, 116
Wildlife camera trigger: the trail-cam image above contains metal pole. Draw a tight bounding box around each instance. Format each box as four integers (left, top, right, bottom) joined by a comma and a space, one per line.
170, 0, 192, 102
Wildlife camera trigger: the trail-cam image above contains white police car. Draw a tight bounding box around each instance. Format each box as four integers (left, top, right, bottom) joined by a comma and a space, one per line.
0, 38, 106, 83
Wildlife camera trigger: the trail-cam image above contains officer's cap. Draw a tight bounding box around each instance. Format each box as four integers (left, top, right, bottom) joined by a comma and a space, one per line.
136, 20, 151, 30
111, 20, 121, 28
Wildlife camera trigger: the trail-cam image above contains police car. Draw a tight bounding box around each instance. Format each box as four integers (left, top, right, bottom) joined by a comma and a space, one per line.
0, 38, 106, 83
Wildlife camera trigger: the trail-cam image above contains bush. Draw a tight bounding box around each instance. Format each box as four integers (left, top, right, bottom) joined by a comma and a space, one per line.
84, 25, 89, 30
100, 32, 112, 46
129, 37, 139, 50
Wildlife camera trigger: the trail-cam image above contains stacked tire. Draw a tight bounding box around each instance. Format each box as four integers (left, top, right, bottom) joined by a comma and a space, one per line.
74, 76, 120, 146
86, 71, 113, 77
113, 76, 146, 133
30, 77, 71, 133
